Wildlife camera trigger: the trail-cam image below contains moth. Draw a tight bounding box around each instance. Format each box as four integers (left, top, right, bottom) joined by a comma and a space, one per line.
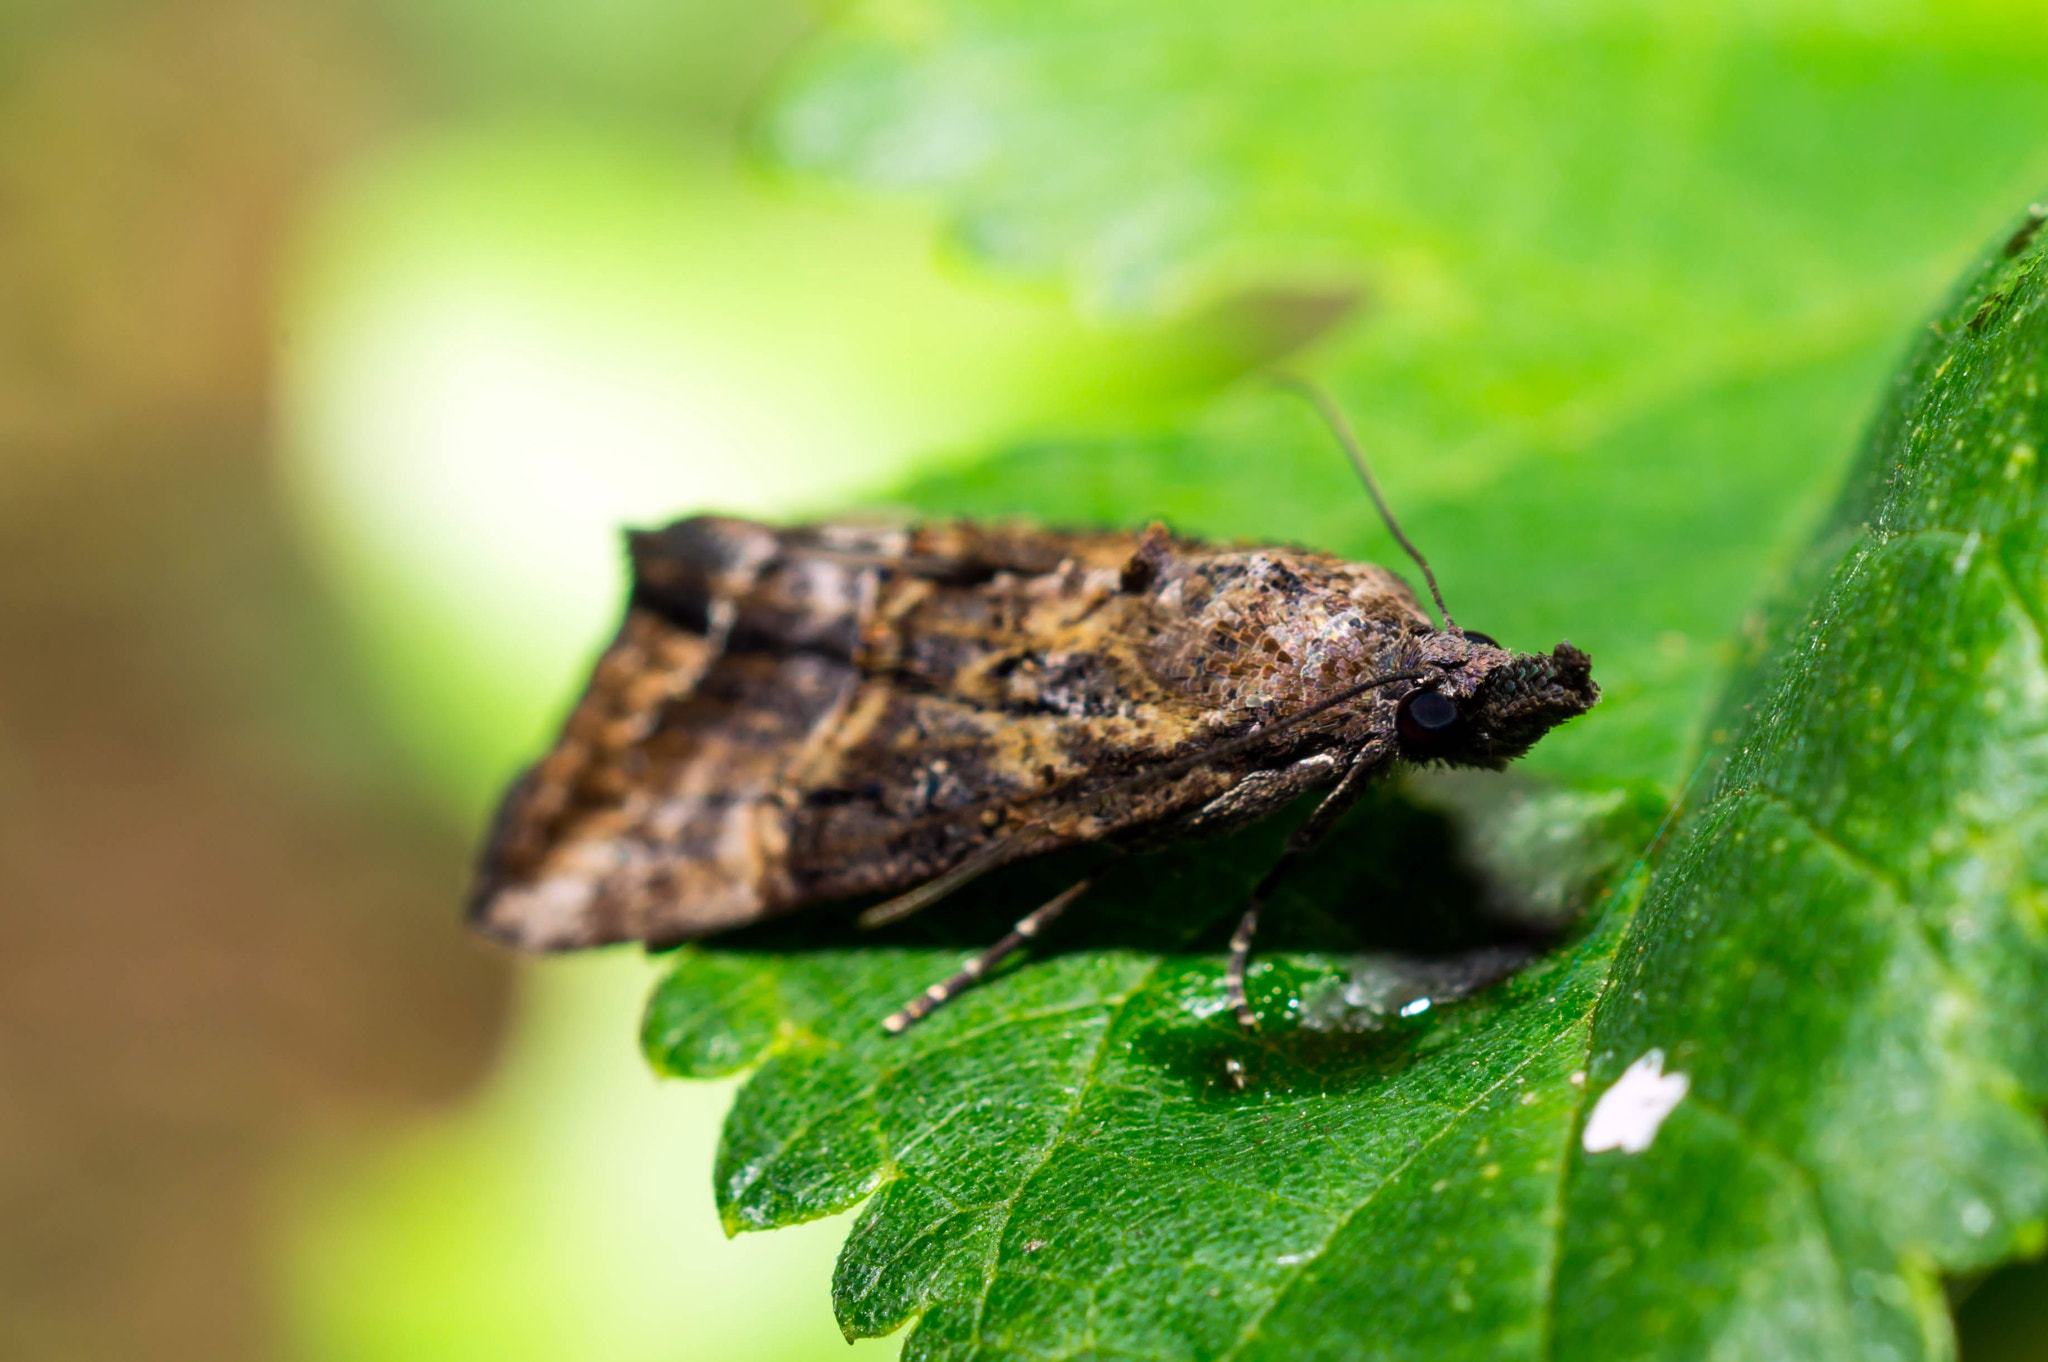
469, 388, 1599, 1032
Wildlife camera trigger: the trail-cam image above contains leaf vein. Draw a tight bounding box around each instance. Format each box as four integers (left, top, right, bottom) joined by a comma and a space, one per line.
729, 996, 1122, 1208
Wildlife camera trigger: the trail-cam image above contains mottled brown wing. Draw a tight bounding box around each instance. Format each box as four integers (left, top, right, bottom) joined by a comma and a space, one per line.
470, 516, 1243, 951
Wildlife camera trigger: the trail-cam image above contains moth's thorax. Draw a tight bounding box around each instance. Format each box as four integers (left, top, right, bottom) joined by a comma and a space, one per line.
1140, 543, 1434, 718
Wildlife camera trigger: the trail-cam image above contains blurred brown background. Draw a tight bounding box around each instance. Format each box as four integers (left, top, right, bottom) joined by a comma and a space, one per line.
1, 4, 508, 1357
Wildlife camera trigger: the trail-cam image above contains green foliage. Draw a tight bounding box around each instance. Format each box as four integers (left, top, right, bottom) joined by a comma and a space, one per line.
633, 3, 2048, 1356
646, 203, 2048, 1362
1542, 212, 2048, 1361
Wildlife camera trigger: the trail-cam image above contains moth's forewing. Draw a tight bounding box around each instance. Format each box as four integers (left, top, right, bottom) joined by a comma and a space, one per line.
470, 515, 1470, 953
470, 605, 854, 949
472, 519, 1168, 950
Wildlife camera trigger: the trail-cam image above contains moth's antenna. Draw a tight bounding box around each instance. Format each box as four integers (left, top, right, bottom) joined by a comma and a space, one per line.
1277, 375, 1459, 634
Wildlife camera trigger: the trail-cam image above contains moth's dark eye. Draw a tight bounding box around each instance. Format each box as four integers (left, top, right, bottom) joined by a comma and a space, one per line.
1397, 689, 1464, 753
1461, 630, 1500, 648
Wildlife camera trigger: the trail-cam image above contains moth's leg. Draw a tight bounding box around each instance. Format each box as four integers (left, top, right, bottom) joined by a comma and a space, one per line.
881, 877, 1094, 1035
1178, 751, 1345, 837
1225, 746, 1387, 1029
856, 835, 1024, 929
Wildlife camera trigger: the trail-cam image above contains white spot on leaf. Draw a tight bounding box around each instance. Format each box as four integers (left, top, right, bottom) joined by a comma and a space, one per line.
1583, 1049, 1689, 1155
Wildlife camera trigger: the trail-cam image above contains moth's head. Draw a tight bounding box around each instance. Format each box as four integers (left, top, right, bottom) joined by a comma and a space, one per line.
1391, 634, 1599, 769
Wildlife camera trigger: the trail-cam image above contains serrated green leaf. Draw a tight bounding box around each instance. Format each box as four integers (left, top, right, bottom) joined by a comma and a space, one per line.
647, 790, 1653, 1352
644, 203, 2048, 1361
626, 5, 2048, 1357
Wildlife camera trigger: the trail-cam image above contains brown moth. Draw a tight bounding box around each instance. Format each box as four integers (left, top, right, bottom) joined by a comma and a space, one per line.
469, 393, 1599, 1032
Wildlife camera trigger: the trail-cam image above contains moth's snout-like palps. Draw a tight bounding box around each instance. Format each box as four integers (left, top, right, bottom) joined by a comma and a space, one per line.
1393, 638, 1599, 771
469, 387, 1599, 1031
1477, 641, 1599, 763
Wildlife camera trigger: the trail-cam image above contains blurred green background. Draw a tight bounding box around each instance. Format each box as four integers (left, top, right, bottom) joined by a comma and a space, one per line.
4, 0, 2048, 1358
